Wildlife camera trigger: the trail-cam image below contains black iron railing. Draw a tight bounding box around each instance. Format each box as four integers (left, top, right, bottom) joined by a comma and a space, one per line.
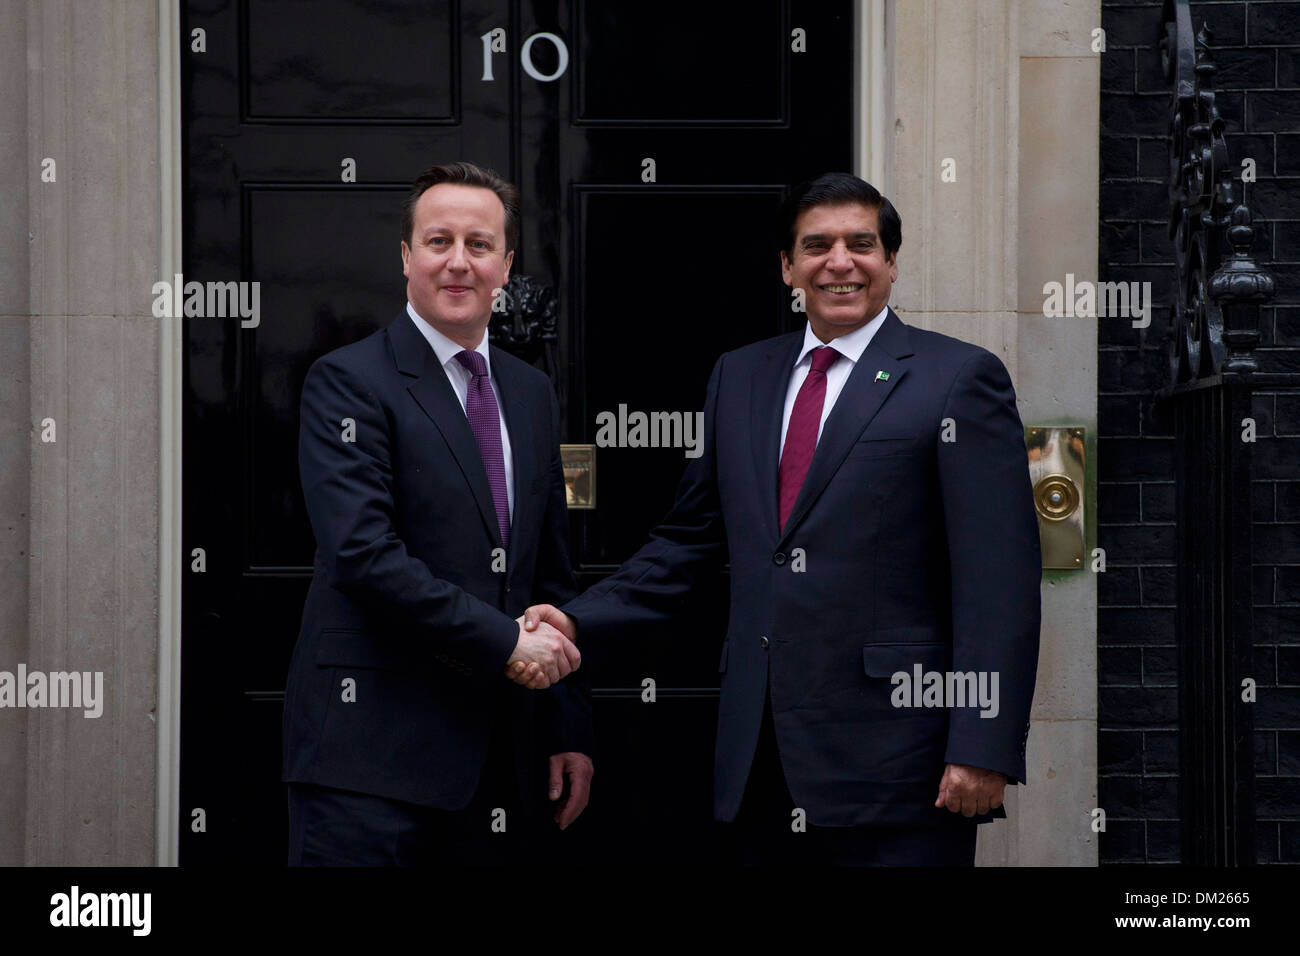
1157, 0, 1278, 865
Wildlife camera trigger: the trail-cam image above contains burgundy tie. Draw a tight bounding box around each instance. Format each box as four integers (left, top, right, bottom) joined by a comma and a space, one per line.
454, 349, 510, 548
778, 347, 841, 531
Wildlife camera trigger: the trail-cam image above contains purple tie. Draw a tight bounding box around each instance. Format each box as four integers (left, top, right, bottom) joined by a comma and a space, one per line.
778, 346, 841, 531
454, 349, 510, 549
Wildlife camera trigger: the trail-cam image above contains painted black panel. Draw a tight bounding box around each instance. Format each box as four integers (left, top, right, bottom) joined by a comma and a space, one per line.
576, 0, 785, 124
243, 0, 457, 121
244, 186, 405, 569
572, 187, 787, 565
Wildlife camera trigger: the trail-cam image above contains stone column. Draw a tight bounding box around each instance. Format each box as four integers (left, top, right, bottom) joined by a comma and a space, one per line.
0, 0, 32, 870
888, 0, 1100, 865
16, 0, 161, 866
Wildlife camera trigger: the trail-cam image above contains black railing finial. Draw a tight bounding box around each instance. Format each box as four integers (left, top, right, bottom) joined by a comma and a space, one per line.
1163, 0, 1272, 388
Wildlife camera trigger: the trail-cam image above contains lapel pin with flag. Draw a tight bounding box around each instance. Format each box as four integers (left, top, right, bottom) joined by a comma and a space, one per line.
874, 370, 890, 383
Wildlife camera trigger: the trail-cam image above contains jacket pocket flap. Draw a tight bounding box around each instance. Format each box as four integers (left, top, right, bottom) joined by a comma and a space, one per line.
858, 428, 919, 442
871, 625, 941, 644
845, 438, 915, 460
863, 642, 946, 677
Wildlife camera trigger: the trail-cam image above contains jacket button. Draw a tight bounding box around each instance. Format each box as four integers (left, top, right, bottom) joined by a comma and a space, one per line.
759, 636, 770, 649
773, 552, 786, 566
504, 583, 511, 594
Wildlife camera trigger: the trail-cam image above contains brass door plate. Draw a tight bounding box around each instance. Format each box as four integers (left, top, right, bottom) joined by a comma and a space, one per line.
1025, 426, 1086, 569
560, 443, 596, 510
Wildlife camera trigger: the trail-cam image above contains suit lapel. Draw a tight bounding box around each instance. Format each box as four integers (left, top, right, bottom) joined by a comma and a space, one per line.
490, 347, 534, 547
388, 312, 503, 549
751, 332, 805, 544
776, 308, 915, 547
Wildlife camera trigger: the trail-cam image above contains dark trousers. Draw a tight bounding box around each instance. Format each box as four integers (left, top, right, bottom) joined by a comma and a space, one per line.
288, 703, 532, 867
723, 685, 979, 866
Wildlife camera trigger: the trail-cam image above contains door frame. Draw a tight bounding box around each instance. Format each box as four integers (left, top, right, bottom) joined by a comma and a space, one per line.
158, 0, 185, 867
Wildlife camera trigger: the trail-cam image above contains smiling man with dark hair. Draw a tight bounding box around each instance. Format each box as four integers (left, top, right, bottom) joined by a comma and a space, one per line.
523, 171, 1042, 866
283, 161, 593, 866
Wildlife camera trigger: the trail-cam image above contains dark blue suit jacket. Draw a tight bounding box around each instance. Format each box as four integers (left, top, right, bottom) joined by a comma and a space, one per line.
564, 307, 1041, 827
282, 310, 590, 811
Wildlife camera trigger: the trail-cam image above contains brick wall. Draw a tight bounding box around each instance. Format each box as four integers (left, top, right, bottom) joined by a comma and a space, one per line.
1099, 0, 1300, 864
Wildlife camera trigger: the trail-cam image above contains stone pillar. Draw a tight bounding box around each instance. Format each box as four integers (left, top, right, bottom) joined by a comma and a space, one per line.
16, 0, 161, 866
0, 0, 32, 870
888, 0, 1100, 865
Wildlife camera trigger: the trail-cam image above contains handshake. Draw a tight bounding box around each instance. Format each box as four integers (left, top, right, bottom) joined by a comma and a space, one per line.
505, 604, 578, 690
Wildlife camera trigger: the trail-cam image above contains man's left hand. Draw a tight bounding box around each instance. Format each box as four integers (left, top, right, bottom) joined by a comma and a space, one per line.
548, 752, 594, 829
935, 762, 1006, 816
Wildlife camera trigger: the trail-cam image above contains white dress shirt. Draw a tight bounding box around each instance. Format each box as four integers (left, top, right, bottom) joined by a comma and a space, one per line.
779, 305, 890, 455
406, 301, 514, 521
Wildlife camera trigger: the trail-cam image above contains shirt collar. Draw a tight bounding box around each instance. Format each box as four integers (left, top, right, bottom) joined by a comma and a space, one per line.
406, 301, 492, 374
793, 304, 889, 369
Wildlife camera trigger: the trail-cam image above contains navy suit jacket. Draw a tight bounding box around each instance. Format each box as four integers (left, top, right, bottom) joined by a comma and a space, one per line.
282, 310, 591, 811
564, 307, 1041, 827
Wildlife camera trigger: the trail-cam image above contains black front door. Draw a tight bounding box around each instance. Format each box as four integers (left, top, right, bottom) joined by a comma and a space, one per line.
181, 0, 852, 864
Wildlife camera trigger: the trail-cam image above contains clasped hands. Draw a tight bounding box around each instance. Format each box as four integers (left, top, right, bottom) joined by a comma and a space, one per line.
504, 604, 578, 690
